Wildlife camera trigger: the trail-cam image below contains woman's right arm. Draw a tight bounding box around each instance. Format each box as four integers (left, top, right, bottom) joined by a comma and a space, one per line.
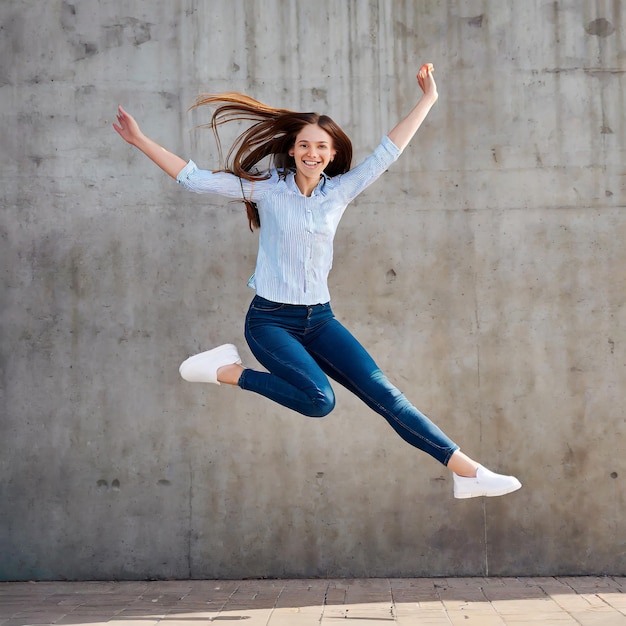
113, 104, 272, 200
113, 105, 187, 179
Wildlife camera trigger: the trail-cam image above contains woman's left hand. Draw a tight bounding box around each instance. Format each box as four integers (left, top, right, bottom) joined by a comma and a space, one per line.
387, 64, 439, 150
417, 63, 438, 101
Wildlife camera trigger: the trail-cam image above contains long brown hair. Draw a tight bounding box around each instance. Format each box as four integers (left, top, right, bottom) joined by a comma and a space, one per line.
191, 92, 353, 230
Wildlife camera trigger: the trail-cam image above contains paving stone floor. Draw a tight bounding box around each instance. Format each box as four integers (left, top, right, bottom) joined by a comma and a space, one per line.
1, 577, 626, 625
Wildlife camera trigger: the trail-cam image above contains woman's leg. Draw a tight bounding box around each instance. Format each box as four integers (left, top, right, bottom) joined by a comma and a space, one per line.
237, 298, 336, 417
305, 316, 460, 465
212, 297, 520, 497
304, 314, 521, 496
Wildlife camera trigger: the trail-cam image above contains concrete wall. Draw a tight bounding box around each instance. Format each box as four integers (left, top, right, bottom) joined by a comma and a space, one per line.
1, 0, 624, 580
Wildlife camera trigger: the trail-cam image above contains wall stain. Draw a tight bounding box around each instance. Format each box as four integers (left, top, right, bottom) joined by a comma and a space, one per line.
96, 479, 120, 492
158, 91, 179, 111
385, 269, 397, 284
585, 18, 615, 37
394, 21, 417, 40
102, 17, 153, 48
467, 15, 484, 28
60, 1, 77, 31
75, 41, 98, 60
63, 2, 153, 56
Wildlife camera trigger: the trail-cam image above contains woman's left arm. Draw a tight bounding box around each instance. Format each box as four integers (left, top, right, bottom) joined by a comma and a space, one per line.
387, 63, 438, 152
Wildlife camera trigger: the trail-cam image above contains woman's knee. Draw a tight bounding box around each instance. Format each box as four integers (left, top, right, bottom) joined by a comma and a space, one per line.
304, 386, 335, 418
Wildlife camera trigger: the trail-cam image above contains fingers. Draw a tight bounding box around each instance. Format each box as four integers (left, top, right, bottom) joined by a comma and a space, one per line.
113, 105, 142, 143
114, 105, 135, 138
116, 104, 134, 124
113, 105, 130, 136
116, 105, 127, 126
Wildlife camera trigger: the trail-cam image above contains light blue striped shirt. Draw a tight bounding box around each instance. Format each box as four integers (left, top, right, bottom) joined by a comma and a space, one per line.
176, 135, 401, 305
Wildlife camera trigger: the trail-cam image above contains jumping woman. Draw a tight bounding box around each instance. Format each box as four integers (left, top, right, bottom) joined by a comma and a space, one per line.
113, 63, 521, 499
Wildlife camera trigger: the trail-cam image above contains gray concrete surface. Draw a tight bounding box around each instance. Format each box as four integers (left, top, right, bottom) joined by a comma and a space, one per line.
2, 578, 626, 625
1, 0, 625, 580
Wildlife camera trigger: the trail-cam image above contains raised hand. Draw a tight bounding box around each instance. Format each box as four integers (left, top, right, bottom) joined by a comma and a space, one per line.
112, 104, 187, 178
386, 63, 439, 151
417, 63, 437, 101
113, 105, 144, 146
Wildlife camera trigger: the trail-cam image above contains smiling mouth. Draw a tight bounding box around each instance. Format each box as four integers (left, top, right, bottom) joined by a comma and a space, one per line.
303, 160, 321, 167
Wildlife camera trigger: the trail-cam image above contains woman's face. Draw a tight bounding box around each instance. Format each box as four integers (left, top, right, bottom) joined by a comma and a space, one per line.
289, 124, 337, 180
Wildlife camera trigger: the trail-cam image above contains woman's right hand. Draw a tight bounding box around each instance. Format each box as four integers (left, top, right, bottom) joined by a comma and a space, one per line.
112, 104, 188, 179
113, 105, 144, 146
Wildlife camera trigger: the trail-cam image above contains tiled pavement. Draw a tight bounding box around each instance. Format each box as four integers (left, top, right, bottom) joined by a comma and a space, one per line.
1, 577, 626, 625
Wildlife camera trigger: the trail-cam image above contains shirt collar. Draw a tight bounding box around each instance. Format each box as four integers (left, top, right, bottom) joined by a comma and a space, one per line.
286, 169, 329, 196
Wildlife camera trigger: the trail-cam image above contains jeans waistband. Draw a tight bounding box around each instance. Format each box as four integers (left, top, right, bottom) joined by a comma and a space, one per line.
253, 295, 330, 310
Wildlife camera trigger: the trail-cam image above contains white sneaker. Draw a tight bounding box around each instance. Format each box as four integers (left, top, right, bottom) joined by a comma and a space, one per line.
453, 465, 522, 499
179, 344, 242, 385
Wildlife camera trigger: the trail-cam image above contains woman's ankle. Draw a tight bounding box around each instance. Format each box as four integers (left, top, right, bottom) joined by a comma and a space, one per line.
447, 450, 479, 477
217, 363, 245, 385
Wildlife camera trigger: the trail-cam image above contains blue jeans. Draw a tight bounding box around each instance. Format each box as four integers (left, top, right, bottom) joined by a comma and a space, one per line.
239, 295, 459, 466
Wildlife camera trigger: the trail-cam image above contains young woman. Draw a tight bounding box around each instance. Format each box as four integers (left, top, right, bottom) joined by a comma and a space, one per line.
113, 64, 521, 499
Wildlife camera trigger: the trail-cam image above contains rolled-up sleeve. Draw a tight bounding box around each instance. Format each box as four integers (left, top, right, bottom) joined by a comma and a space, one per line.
176, 160, 248, 198
332, 136, 402, 203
